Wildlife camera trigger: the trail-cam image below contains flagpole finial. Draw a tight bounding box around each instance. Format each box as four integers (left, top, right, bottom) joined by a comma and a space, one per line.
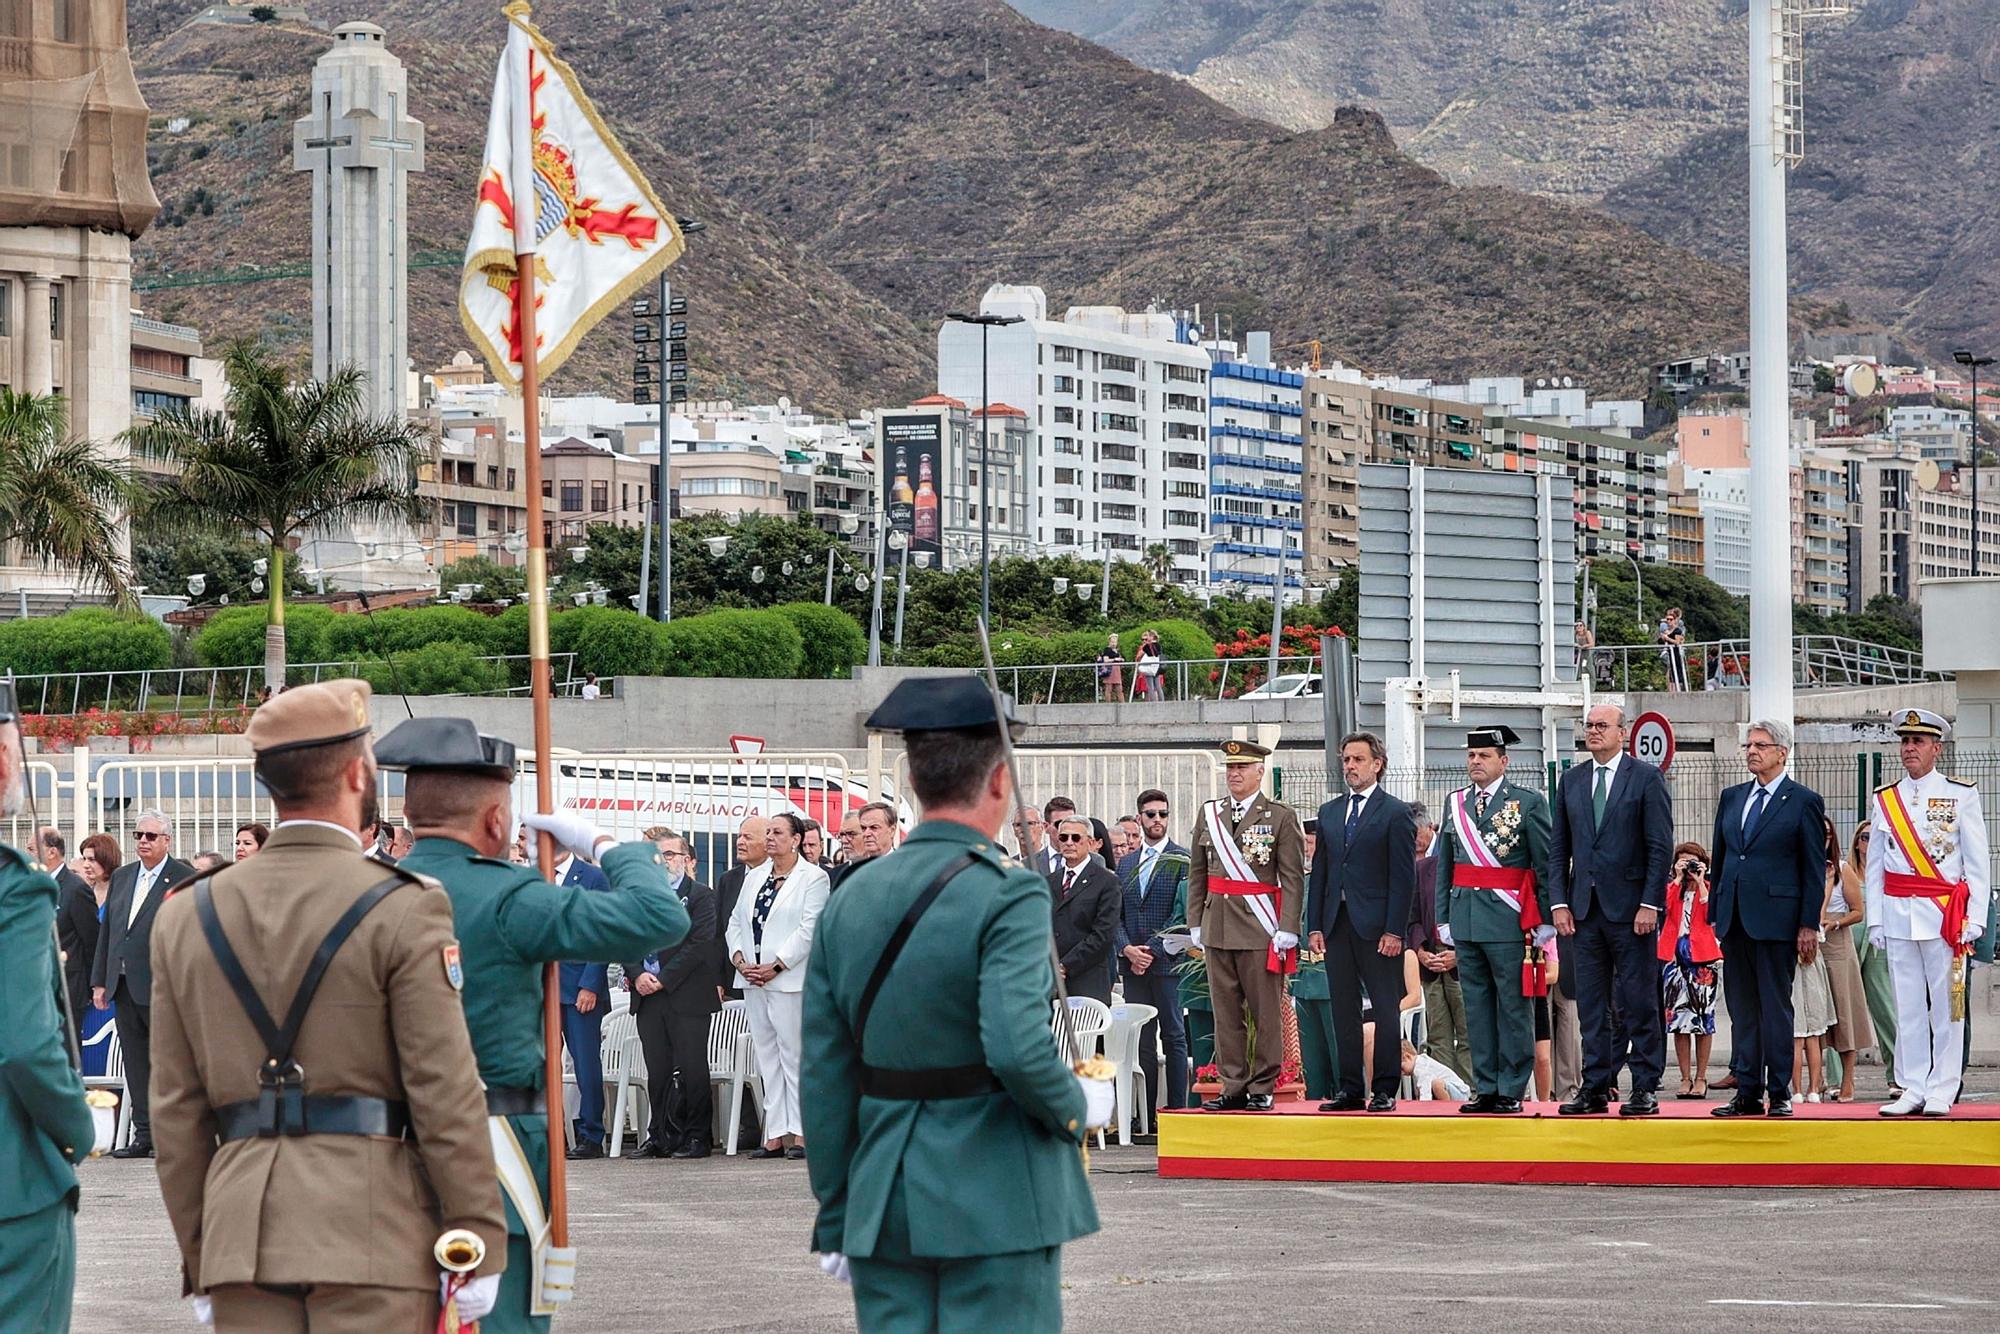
503, 0, 533, 20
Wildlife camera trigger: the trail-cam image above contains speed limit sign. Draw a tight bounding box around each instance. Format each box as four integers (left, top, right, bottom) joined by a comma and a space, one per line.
1629, 711, 1675, 772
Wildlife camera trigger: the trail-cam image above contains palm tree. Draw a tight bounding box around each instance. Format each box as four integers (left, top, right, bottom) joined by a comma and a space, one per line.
0, 389, 134, 599
134, 341, 431, 688
1142, 542, 1173, 584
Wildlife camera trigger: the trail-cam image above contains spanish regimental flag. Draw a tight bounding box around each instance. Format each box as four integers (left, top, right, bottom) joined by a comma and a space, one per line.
460, 1, 683, 387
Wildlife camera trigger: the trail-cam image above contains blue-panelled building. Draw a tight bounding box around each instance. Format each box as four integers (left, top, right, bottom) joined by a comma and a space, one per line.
1206, 344, 1304, 596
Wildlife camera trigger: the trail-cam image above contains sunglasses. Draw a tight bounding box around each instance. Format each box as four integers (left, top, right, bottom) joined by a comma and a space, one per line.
134, 831, 167, 841
1055, 833, 1088, 843
1141, 808, 1169, 818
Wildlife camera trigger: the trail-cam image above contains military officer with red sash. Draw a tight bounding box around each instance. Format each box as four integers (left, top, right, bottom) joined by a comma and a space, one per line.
1865, 708, 1990, 1117
1436, 726, 1553, 1112
1186, 740, 1305, 1111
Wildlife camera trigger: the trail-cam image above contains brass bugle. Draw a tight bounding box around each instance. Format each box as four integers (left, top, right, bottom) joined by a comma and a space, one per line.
436, 1229, 486, 1273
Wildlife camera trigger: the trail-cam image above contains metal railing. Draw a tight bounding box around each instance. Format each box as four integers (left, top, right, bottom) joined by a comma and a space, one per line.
7, 653, 581, 715
975, 655, 1320, 705
1580, 636, 1939, 694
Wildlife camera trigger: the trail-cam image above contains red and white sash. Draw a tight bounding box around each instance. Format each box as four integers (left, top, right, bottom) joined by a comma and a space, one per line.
1877, 784, 1973, 954
1202, 800, 1295, 974
1447, 787, 1542, 932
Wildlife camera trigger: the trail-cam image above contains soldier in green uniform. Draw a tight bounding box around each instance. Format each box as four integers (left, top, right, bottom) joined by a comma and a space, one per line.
0, 682, 95, 1332
1436, 726, 1553, 1113
802, 678, 1109, 1332
1290, 819, 1343, 1101
376, 718, 688, 1333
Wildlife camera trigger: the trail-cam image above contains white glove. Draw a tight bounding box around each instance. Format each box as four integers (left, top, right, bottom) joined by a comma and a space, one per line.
1961, 920, 1983, 945
1189, 927, 1202, 949
1531, 925, 1557, 949
818, 1252, 852, 1285
443, 1273, 501, 1322
1076, 1072, 1116, 1129
191, 1296, 213, 1327
1868, 925, 1887, 950
521, 811, 608, 863
1271, 931, 1299, 953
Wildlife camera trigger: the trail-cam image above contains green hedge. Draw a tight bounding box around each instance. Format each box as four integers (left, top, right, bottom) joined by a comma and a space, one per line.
320, 605, 504, 660
191, 604, 340, 669
770, 603, 866, 678
0, 608, 172, 677
659, 608, 804, 678
568, 609, 668, 678
360, 640, 508, 697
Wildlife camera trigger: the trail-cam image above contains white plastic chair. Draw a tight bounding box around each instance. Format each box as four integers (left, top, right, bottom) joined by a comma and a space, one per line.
1398, 1004, 1426, 1100
601, 1012, 647, 1157
81, 1025, 131, 1152
1053, 997, 1114, 1148
708, 1001, 762, 1156
1104, 1003, 1158, 1147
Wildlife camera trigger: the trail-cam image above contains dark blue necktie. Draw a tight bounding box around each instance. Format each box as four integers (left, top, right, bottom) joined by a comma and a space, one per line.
1743, 787, 1769, 835
1345, 794, 1363, 841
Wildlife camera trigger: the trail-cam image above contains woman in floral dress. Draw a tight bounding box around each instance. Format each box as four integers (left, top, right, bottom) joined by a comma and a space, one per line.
1660, 840, 1722, 1098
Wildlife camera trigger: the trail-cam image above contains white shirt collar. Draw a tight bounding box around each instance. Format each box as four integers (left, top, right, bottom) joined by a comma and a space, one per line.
554, 854, 575, 882
1751, 772, 1787, 799
1478, 777, 1506, 798
275, 819, 365, 850
1142, 834, 1170, 853
1593, 754, 1622, 778
1347, 782, 1379, 803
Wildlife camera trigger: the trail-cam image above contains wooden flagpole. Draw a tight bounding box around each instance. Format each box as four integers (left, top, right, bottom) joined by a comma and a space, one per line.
509, 22, 568, 1252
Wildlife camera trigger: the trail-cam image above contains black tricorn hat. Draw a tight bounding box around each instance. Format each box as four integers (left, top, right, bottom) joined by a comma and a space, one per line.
374, 717, 518, 780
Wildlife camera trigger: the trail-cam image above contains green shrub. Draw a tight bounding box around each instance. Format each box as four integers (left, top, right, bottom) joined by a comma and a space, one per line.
1136, 618, 1213, 668
659, 609, 803, 678
568, 611, 667, 679
359, 640, 506, 697
321, 605, 503, 660
191, 604, 337, 668
770, 602, 866, 678
0, 608, 173, 677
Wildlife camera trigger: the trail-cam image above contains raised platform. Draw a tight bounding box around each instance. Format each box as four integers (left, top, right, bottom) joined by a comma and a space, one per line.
1157, 1099, 2000, 1188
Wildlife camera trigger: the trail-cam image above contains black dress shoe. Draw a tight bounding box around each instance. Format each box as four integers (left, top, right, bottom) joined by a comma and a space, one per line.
1243, 1094, 1275, 1111
627, 1140, 667, 1159
1318, 1092, 1366, 1112
1489, 1097, 1524, 1114
1202, 1093, 1250, 1111
566, 1141, 606, 1160
669, 1140, 712, 1159
1558, 1093, 1610, 1116
1365, 1093, 1397, 1113
784, 1144, 807, 1159
747, 1145, 787, 1158
111, 1142, 153, 1159
1459, 1094, 1499, 1114
1765, 1099, 1794, 1118
1620, 1091, 1660, 1117
1711, 1097, 1766, 1118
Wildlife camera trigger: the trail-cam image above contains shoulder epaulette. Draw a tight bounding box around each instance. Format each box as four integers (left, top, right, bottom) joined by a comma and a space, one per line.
1947, 775, 1978, 789
967, 842, 1015, 872
1875, 780, 1899, 795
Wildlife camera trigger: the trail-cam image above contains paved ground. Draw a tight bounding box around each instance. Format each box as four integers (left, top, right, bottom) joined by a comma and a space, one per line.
75, 1091, 2000, 1332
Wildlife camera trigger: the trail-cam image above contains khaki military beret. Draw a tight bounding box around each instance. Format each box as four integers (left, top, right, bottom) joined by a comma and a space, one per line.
247, 679, 374, 756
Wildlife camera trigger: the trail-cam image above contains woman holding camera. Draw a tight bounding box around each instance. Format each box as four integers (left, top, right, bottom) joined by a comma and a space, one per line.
1659, 841, 1722, 1098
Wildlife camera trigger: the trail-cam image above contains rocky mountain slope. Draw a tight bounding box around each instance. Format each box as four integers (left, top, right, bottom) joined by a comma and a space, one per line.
128, 0, 1758, 403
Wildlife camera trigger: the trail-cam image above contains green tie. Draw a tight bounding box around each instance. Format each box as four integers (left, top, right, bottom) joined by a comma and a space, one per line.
1592, 766, 1608, 829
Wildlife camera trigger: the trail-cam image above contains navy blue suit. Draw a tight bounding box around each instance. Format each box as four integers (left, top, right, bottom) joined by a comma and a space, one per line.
1547, 756, 1674, 1095
1709, 776, 1826, 1103
556, 857, 614, 1145
1307, 787, 1417, 1098
1115, 839, 1189, 1113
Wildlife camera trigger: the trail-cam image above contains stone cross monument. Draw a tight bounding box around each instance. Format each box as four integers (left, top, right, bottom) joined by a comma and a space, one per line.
293, 21, 425, 420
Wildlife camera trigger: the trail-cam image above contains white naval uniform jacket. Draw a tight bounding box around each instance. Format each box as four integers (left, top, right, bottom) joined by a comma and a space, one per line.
1864, 767, 1991, 942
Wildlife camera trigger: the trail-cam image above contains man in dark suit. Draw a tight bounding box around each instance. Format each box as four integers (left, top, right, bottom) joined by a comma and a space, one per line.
828, 801, 900, 892
1709, 718, 1825, 1118
627, 832, 721, 1158
1115, 789, 1190, 1117
1049, 816, 1121, 1004
559, 849, 616, 1158
1548, 703, 1675, 1117
1307, 732, 1416, 1112
89, 810, 191, 1157
1012, 805, 1062, 878
40, 827, 95, 1040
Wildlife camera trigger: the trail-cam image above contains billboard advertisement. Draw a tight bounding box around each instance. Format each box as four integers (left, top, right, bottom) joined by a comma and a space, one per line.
879, 412, 944, 561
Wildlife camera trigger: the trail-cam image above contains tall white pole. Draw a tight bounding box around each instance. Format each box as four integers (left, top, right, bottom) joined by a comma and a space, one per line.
1747, 0, 1794, 727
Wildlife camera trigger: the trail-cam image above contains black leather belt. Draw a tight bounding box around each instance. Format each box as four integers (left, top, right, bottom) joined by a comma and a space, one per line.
484, 1085, 545, 1117
214, 1095, 411, 1144
858, 1063, 1003, 1101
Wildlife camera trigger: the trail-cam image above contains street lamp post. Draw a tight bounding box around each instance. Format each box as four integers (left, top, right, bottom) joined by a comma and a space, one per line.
892, 537, 914, 658
1956, 350, 1994, 576
1618, 550, 1644, 625
945, 310, 1025, 628
1267, 532, 1288, 689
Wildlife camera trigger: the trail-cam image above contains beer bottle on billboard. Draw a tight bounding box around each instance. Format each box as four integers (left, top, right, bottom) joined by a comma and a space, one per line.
889, 445, 914, 531
914, 453, 939, 543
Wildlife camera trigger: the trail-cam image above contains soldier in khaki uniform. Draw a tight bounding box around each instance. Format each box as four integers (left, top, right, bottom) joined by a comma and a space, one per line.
1186, 739, 1306, 1110
149, 681, 506, 1332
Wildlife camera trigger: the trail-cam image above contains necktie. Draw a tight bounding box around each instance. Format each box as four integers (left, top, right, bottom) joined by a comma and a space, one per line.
1063, 868, 1077, 896
1744, 786, 1769, 834
1138, 846, 1156, 898
1475, 790, 1489, 821
1592, 766, 1609, 829
1345, 793, 1363, 840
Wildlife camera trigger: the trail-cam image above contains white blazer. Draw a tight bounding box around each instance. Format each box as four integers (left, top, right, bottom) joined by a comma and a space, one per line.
725, 857, 831, 994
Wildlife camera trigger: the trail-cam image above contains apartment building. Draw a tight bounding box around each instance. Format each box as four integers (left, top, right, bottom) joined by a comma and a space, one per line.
419, 413, 526, 565
937, 285, 1211, 585
1793, 451, 1852, 617
1680, 468, 1752, 596
1206, 335, 1303, 594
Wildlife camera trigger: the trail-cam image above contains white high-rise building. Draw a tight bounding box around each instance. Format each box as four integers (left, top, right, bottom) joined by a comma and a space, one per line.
294, 22, 424, 420
1206, 333, 1304, 595
1688, 467, 1752, 596
938, 285, 1211, 585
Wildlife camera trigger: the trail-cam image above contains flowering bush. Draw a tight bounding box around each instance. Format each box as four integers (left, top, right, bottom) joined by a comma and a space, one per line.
23, 708, 255, 747
1192, 1059, 1306, 1087
1209, 623, 1345, 697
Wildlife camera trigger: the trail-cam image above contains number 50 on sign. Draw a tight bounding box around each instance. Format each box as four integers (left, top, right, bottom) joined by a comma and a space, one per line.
1628, 712, 1675, 772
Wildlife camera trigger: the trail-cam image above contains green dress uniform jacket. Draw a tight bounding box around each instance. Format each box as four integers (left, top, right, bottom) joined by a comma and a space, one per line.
802, 819, 1097, 1325
1436, 778, 1553, 1097
0, 844, 93, 1332
395, 837, 687, 1331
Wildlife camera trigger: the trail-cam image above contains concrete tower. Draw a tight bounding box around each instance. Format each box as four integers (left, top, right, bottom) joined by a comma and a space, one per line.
293, 21, 424, 421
